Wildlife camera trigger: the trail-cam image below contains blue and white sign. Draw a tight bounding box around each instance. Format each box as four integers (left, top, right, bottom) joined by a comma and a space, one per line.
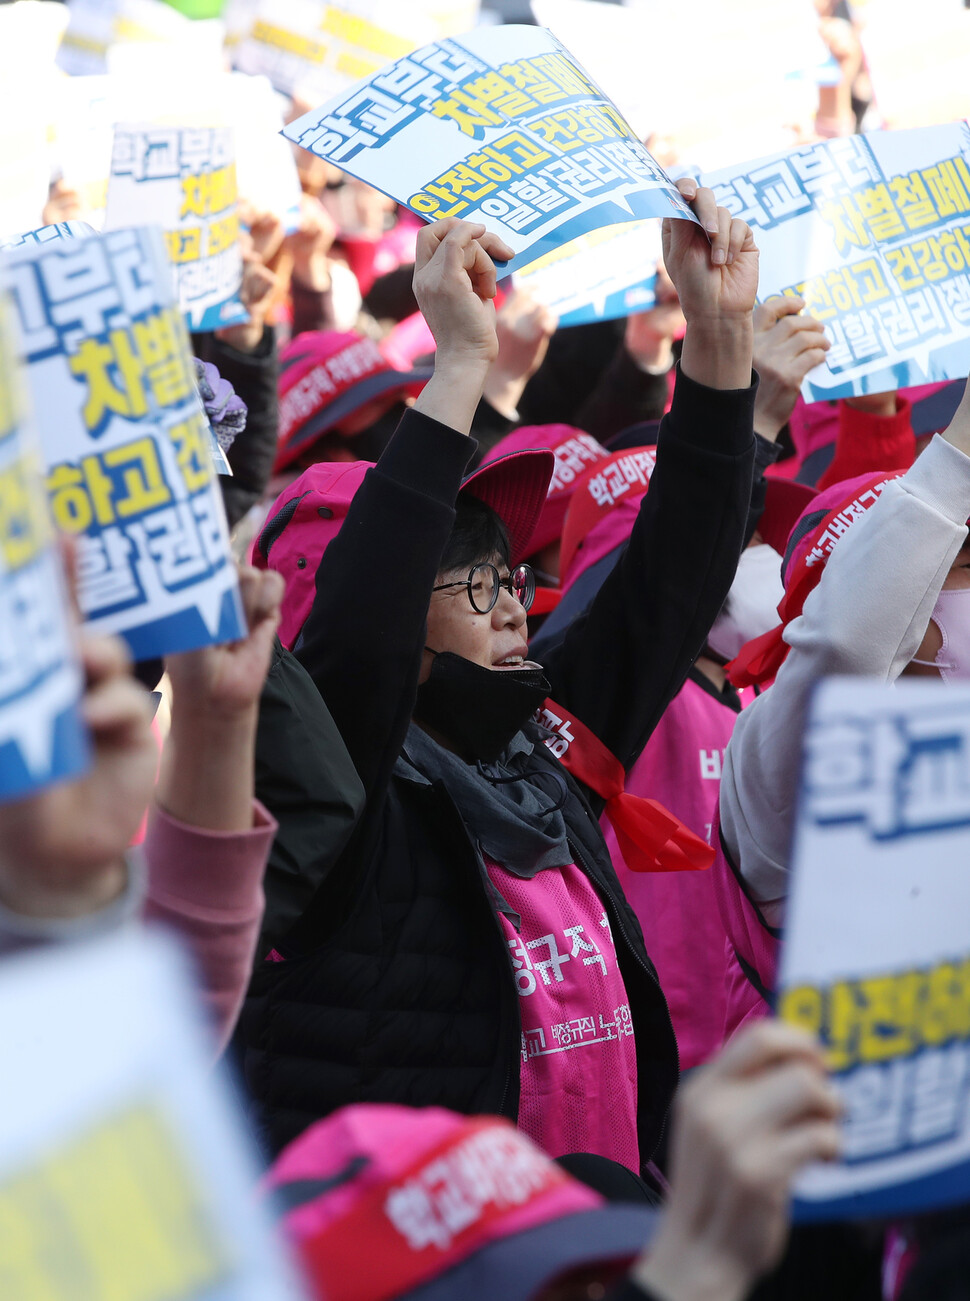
2, 226, 244, 660
0, 286, 88, 803
104, 125, 247, 333
282, 24, 697, 276
0, 930, 305, 1300
703, 123, 970, 402
515, 219, 660, 327
0, 222, 98, 252
780, 676, 970, 1221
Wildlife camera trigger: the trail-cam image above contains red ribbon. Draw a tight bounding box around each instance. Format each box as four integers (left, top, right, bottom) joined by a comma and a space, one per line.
726, 621, 788, 689
538, 698, 714, 874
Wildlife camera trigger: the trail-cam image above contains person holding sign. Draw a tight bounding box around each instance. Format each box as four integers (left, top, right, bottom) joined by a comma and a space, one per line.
238, 182, 759, 1180
0, 555, 288, 1055
716, 364, 970, 1035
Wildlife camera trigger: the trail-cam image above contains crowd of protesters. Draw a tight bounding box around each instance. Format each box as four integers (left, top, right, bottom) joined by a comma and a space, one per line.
4, 3, 970, 1299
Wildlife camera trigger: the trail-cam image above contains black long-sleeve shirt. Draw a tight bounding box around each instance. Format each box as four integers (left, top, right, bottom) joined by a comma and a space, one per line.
296, 363, 756, 811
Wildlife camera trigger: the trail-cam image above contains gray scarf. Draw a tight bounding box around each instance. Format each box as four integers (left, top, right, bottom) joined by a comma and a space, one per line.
396, 723, 573, 878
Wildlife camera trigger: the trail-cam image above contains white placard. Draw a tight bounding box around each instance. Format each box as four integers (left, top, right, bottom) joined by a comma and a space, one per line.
57, 0, 198, 76
2, 226, 245, 658
0, 273, 88, 802
282, 24, 697, 277
234, 0, 478, 102
515, 219, 661, 326
703, 123, 970, 402
780, 677, 970, 1221
227, 74, 304, 234
0, 221, 98, 252
533, 0, 824, 161
0, 929, 305, 1299
104, 124, 247, 332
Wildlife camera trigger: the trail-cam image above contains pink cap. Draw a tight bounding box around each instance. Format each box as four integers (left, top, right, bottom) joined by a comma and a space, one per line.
482, 425, 609, 559
726, 468, 905, 689
559, 453, 822, 591
267, 1103, 655, 1301
276, 331, 432, 471
560, 447, 658, 585
780, 469, 902, 590
254, 448, 554, 650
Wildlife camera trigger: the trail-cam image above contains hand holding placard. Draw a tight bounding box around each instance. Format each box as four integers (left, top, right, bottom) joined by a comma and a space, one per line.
634, 1021, 842, 1301
412, 219, 514, 435
282, 25, 698, 277
0, 629, 155, 919
752, 297, 831, 440
664, 178, 758, 393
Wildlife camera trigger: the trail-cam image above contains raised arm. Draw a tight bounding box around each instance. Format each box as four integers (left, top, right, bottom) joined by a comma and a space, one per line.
295, 220, 511, 803
541, 184, 757, 770
147, 565, 283, 1051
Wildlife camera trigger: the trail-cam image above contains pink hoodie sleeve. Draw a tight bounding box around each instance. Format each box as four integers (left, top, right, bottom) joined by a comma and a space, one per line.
142, 801, 277, 1056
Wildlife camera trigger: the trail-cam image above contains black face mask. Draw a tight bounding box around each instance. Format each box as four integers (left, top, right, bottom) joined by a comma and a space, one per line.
414, 651, 550, 763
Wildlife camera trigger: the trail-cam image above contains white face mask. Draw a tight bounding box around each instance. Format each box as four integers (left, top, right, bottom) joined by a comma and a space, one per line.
911, 588, 970, 682
707, 543, 785, 662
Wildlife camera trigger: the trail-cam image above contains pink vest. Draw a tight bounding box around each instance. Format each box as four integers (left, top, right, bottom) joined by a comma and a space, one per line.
486, 858, 640, 1173
710, 804, 780, 1041
601, 677, 752, 1069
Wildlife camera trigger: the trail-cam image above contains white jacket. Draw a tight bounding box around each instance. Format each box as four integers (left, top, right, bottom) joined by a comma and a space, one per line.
719, 434, 970, 925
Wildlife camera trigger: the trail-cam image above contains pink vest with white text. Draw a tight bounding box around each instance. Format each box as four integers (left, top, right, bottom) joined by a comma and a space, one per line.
600, 676, 752, 1070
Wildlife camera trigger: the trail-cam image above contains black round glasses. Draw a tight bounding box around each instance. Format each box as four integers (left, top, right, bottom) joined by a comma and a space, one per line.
432, 562, 536, 615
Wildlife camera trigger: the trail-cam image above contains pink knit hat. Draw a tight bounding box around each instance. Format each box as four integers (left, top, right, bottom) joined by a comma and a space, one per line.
254, 448, 554, 649
481, 425, 610, 558
267, 1103, 656, 1301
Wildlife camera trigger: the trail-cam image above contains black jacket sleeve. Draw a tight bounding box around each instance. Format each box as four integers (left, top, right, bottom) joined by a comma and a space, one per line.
253, 638, 365, 956
194, 326, 281, 530
747, 432, 783, 545
294, 407, 474, 805
541, 365, 756, 775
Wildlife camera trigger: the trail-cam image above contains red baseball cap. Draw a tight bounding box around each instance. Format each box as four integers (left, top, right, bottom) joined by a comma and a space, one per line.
254, 448, 554, 650
268, 1104, 657, 1301
481, 425, 610, 558
756, 477, 818, 561
275, 331, 433, 471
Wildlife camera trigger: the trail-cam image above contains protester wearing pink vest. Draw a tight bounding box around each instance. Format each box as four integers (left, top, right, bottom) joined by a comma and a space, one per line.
534, 451, 809, 1069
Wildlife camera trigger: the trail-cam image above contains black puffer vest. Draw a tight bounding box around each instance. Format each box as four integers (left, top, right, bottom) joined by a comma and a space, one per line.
236, 730, 679, 1161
